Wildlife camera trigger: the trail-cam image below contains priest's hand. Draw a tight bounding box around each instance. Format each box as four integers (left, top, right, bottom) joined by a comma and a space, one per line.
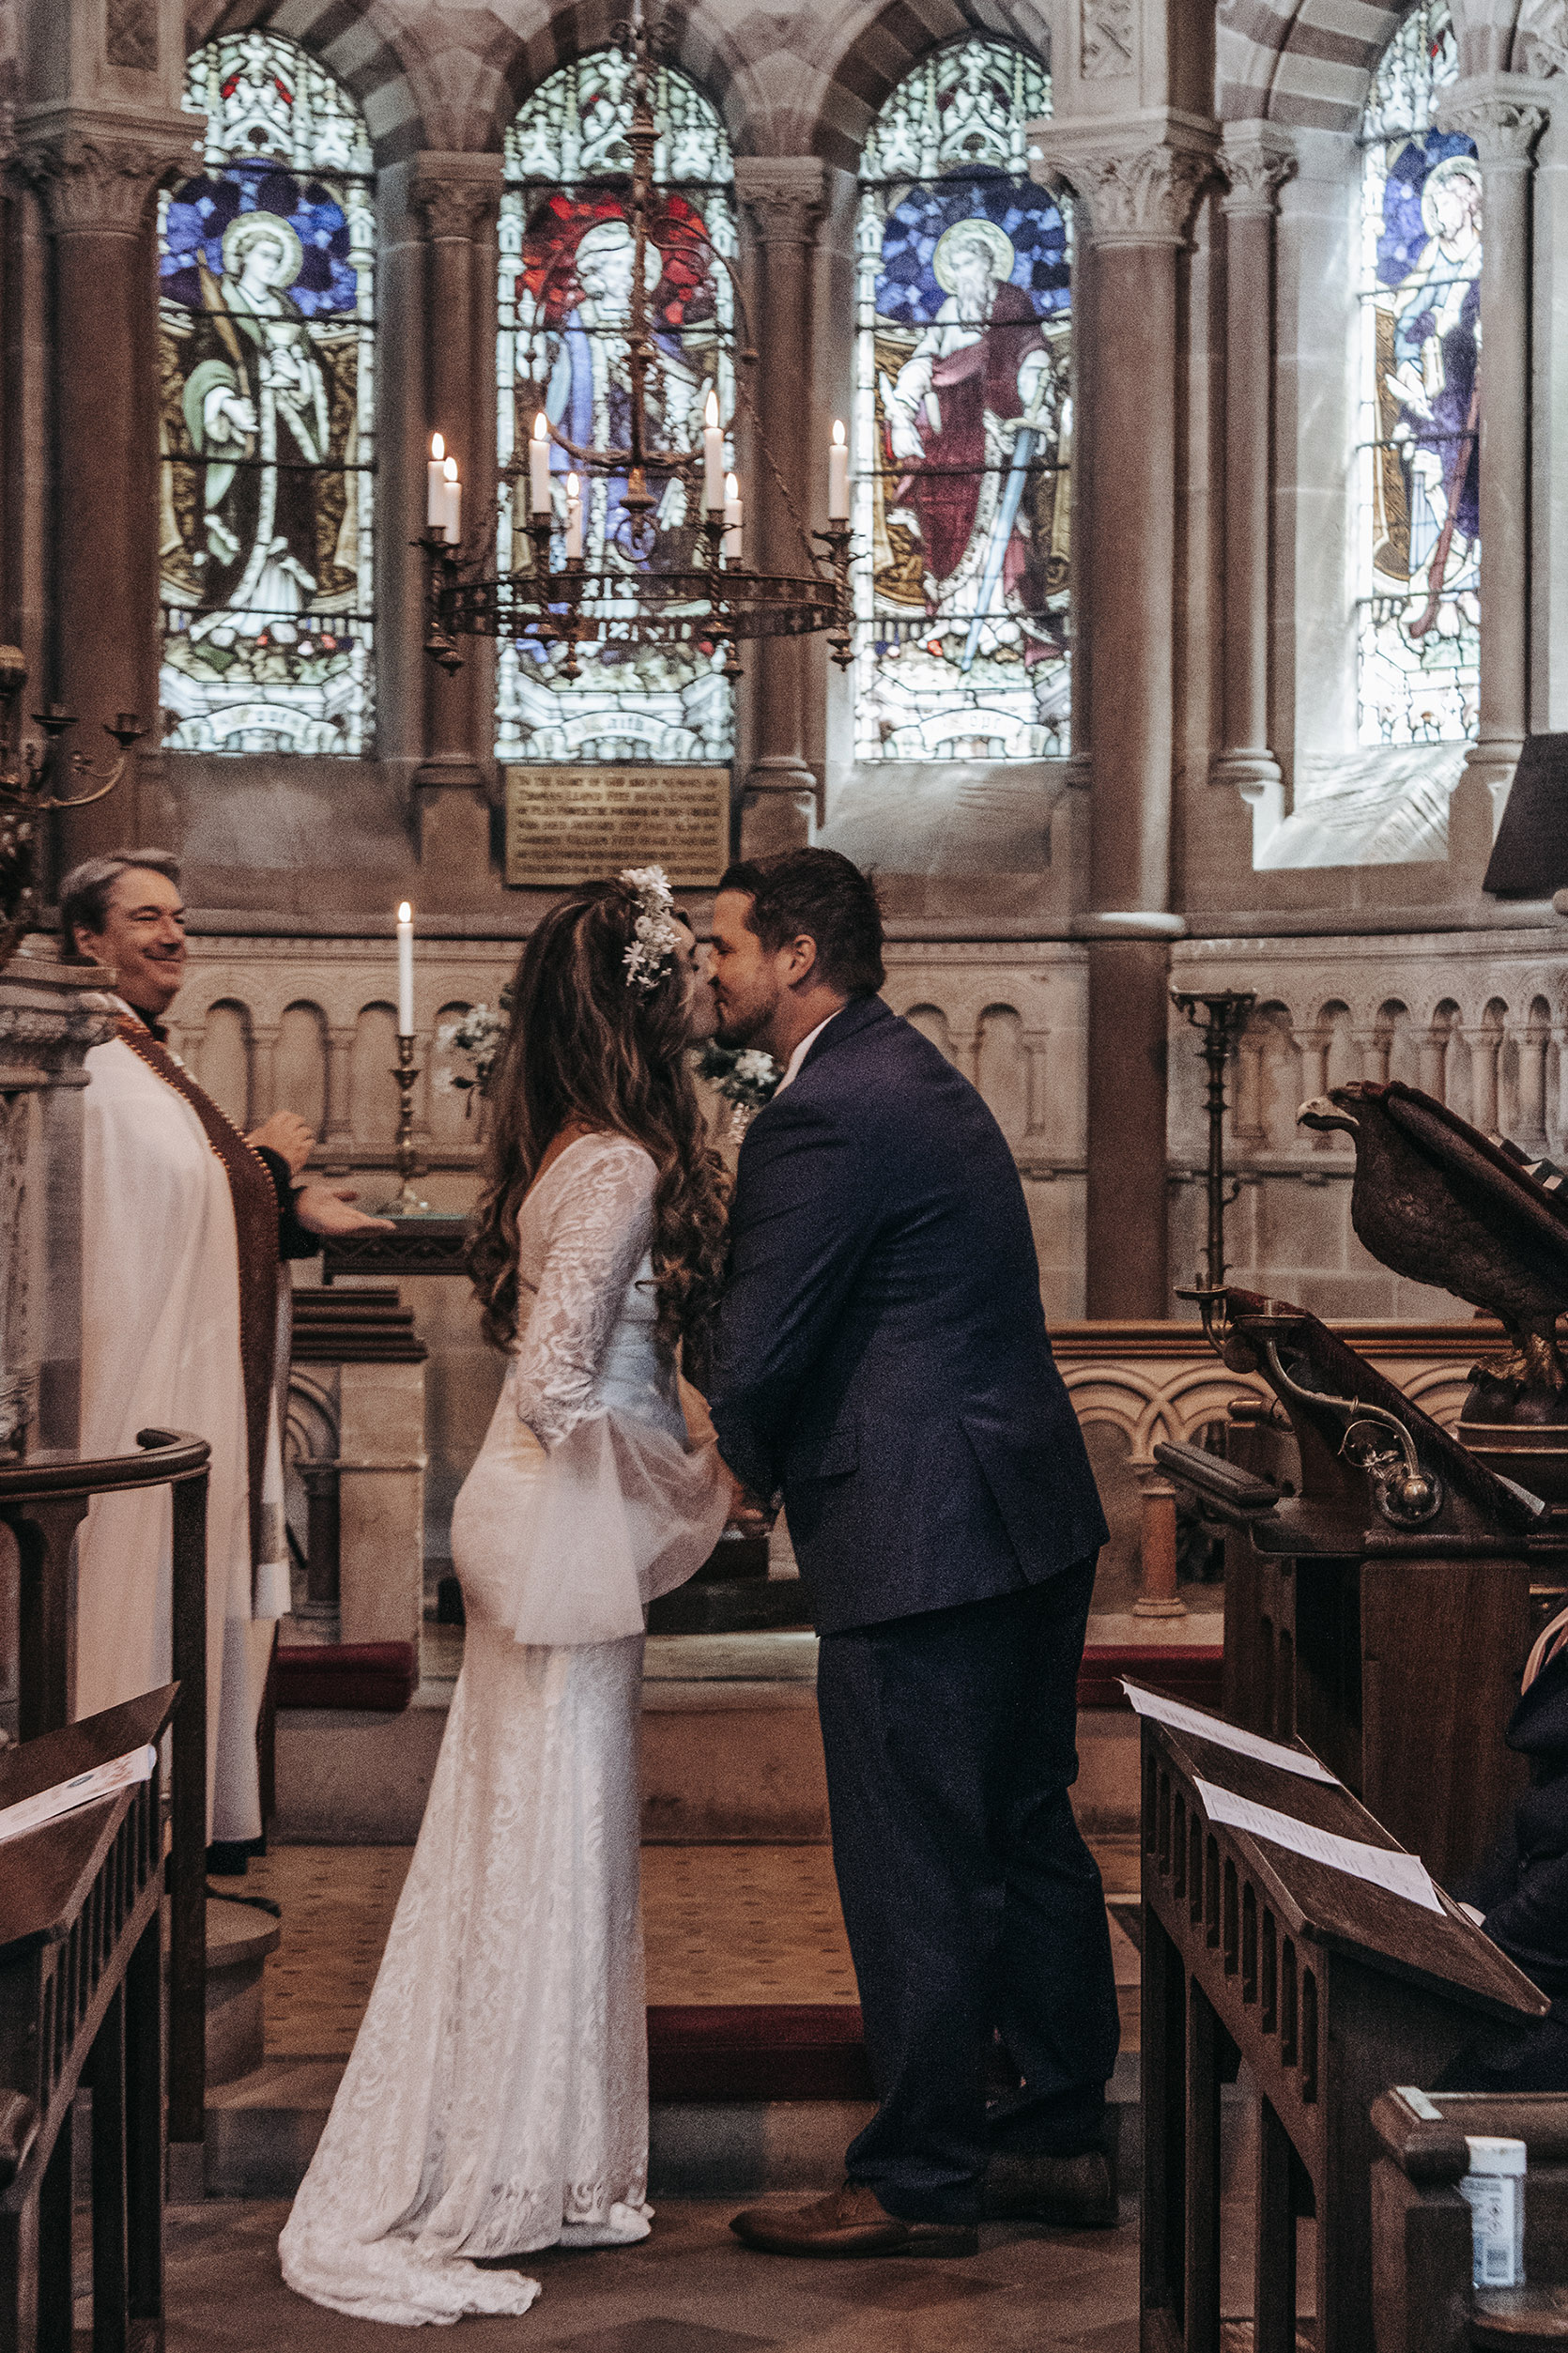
247, 1111, 315, 1176
292, 1185, 396, 1238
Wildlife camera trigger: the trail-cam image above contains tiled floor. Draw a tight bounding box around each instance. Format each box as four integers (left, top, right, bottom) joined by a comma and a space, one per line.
159, 2195, 1142, 2350
213, 1843, 1143, 2056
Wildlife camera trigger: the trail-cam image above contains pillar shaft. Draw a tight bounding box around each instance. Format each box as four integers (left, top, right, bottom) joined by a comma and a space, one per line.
412, 161, 500, 806
1213, 131, 1294, 838
1437, 82, 1548, 851
19, 116, 197, 863
1030, 127, 1214, 1317
735, 159, 826, 854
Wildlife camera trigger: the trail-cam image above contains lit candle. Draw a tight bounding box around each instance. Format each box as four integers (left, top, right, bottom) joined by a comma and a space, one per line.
828, 419, 849, 522
702, 390, 724, 513
723, 470, 743, 562
441, 454, 461, 546
529, 412, 551, 515
426, 433, 446, 530
565, 471, 583, 560
396, 901, 414, 1036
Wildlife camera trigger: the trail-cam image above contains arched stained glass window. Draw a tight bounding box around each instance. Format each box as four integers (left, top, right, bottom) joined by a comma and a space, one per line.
497, 52, 737, 764
854, 39, 1068, 763
159, 35, 376, 755
1357, 0, 1479, 744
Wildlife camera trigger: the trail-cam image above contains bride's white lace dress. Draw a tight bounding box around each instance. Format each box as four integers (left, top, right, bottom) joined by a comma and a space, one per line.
279, 1134, 730, 2325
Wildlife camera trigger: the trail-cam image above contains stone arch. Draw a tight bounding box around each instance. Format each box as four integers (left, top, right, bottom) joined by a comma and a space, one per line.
806, 0, 1059, 174
185, 0, 432, 163
1217, 0, 1537, 132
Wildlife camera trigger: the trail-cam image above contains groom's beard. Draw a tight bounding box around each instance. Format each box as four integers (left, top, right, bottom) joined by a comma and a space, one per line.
715, 1002, 774, 1053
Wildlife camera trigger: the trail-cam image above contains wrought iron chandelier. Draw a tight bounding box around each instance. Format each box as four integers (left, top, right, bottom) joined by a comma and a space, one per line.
419, 5, 853, 684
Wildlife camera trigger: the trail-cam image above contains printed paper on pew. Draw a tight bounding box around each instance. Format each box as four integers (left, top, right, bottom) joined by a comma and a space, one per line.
0, 1746, 157, 1850
1121, 1682, 1340, 1784
1193, 1779, 1443, 1915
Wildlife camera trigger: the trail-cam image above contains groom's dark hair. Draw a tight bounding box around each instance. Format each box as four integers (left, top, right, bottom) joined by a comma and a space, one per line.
717, 849, 884, 996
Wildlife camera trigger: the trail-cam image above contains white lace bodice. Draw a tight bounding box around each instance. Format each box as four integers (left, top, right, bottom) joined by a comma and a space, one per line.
509, 1133, 683, 1452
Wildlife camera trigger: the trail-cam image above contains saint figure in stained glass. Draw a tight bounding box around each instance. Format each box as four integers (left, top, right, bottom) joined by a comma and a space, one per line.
1357, 0, 1480, 745
160, 33, 376, 756
855, 39, 1068, 763
497, 53, 736, 766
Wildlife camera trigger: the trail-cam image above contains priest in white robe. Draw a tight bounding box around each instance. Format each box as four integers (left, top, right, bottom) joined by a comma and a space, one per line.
64, 849, 391, 1852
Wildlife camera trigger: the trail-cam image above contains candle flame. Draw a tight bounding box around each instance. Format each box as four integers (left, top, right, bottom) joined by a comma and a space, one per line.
533, 412, 547, 442
398, 901, 411, 925
431, 432, 443, 461
567, 472, 580, 498
443, 454, 458, 483
705, 390, 719, 428
726, 472, 740, 501
832, 419, 846, 448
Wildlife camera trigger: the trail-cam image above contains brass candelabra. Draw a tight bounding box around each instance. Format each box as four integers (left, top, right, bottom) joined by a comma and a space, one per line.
0, 647, 146, 973
380, 1035, 430, 1216
1171, 987, 1257, 1298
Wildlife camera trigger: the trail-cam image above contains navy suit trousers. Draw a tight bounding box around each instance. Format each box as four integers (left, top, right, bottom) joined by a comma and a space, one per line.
815, 1561, 1120, 2222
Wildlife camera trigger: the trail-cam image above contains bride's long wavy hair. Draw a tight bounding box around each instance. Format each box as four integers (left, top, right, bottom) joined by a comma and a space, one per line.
469, 879, 729, 1362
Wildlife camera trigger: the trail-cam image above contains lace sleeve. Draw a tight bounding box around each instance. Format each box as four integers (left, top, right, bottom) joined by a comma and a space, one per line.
511, 1138, 656, 1451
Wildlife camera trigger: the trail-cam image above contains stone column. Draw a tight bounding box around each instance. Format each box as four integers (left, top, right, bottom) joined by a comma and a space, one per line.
1464, 1025, 1501, 1133
1436, 81, 1549, 857
324, 1024, 357, 1173
1295, 1025, 1331, 1127
1419, 1023, 1452, 1103
17, 114, 199, 864
1517, 1015, 1550, 1146
734, 159, 826, 855
1212, 128, 1295, 856
410, 158, 502, 884
1031, 125, 1215, 1316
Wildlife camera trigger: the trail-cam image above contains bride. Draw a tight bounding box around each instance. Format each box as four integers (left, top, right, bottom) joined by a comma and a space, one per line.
280, 869, 734, 2324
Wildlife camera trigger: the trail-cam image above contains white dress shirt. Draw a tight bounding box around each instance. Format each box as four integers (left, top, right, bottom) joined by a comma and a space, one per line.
771, 1008, 841, 1099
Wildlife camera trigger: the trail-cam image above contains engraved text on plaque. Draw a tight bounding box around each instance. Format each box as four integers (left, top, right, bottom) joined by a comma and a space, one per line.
504, 764, 730, 887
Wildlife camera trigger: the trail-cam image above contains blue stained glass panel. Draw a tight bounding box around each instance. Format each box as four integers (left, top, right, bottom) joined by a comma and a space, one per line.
159, 34, 376, 755
853, 38, 1068, 763
1356, 0, 1480, 746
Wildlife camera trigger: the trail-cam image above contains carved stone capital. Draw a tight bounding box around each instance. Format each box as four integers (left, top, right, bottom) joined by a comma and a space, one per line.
16, 111, 200, 237
734, 157, 827, 247
411, 176, 500, 243
1437, 79, 1550, 163
1219, 129, 1297, 217
1029, 128, 1217, 247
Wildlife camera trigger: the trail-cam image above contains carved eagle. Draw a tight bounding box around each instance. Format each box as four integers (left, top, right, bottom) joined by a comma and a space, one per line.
1298, 1079, 1568, 1389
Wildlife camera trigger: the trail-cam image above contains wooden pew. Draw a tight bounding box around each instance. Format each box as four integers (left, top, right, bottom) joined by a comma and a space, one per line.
0, 1690, 177, 2353
1370, 2088, 1568, 2353
1141, 1710, 1547, 2353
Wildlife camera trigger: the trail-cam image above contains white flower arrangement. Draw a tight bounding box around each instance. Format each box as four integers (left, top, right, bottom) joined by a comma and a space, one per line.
620, 865, 684, 996
694, 1040, 781, 1142
437, 997, 510, 1112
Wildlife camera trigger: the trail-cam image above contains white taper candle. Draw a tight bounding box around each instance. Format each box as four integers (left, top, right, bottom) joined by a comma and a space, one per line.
723, 471, 743, 562
828, 419, 849, 522
426, 433, 446, 530
529, 413, 551, 515
702, 390, 724, 512
565, 471, 583, 560
441, 454, 461, 546
396, 901, 414, 1035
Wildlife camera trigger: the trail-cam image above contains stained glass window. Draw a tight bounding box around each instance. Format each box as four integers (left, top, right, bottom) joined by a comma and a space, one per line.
159, 34, 376, 755
853, 39, 1068, 763
497, 53, 736, 764
1357, 0, 1479, 745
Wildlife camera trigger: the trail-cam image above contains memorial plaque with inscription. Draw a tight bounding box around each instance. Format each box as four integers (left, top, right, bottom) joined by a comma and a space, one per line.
504, 765, 730, 888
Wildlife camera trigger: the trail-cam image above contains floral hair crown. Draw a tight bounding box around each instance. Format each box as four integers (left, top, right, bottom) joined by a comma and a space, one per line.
620, 866, 684, 996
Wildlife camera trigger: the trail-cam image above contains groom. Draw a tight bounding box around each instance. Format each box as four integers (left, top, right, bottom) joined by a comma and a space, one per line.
707, 849, 1119, 2259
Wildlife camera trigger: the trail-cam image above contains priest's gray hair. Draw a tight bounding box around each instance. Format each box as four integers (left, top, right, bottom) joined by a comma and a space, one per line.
59, 849, 181, 955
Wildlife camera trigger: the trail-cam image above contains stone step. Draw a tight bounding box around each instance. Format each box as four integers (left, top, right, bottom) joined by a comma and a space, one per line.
204, 2043, 1148, 2201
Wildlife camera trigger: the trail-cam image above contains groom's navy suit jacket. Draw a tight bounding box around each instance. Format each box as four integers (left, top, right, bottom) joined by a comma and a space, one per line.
709, 993, 1107, 1636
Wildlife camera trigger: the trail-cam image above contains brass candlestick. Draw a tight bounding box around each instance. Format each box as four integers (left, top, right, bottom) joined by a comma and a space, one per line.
1172, 987, 1256, 1297
380, 1033, 429, 1215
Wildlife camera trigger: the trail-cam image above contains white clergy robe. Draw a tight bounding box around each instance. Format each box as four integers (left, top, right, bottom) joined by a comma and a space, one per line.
76, 1018, 288, 1842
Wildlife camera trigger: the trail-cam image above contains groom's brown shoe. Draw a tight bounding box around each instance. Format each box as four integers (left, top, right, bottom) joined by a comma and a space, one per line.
730, 2182, 978, 2258
983, 2147, 1119, 2229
